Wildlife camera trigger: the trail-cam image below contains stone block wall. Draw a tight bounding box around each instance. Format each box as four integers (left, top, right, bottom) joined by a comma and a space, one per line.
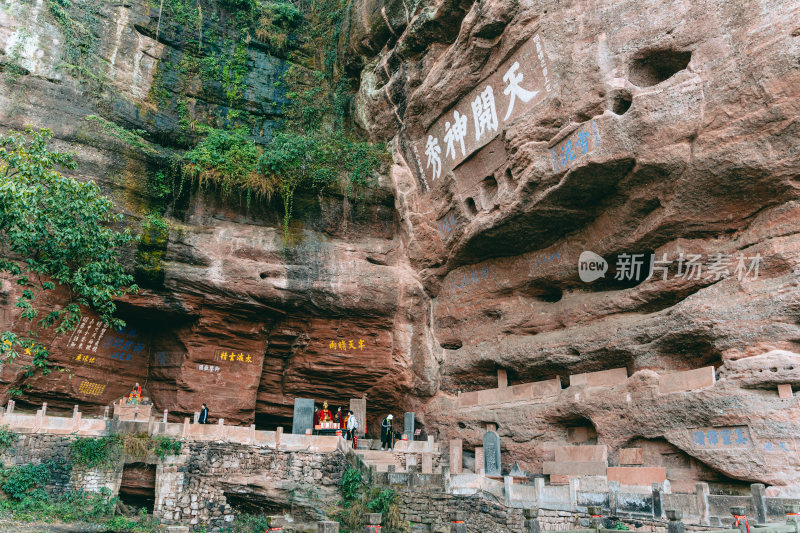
156, 441, 348, 529
0, 433, 120, 494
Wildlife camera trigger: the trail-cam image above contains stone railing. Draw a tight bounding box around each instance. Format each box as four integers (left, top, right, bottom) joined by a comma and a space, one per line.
458, 366, 716, 408
0, 400, 343, 453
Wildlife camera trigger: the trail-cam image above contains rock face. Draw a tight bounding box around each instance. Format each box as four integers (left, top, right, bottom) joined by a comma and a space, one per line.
2, 0, 800, 499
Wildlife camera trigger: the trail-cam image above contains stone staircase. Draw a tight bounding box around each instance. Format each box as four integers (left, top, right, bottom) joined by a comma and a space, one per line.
354, 449, 406, 472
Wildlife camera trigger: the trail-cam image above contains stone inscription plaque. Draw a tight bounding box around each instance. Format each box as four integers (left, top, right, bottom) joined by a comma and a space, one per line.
292, 398, 315, 435
483, 430, 501, 476
406, 33, 553, 189
404, 412, 415, 440
350, 398, 366, 438
689, 426, 752, 449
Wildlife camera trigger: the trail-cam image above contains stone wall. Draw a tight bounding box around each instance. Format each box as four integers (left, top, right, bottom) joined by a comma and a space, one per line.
0, 433, 121, 494
155, 442, 347, 529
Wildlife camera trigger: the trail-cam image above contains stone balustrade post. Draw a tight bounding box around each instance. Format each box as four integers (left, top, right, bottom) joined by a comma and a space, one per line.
317, 521, 339, 533
751, 484, 767, 525
163, 409, 168, 423
587, 506, 603, 530
103, 406, 109, 420
696, 482, 710, 525
666, 510, 685, 533
193, 411, 200, 424
731, 506, 749, 533
785, 504, 800, 533
524, 507, 540, 533
41, 402, 47, 416
450, 511, 467, 533
183, 417, 190, 438
365, 512, 381, 533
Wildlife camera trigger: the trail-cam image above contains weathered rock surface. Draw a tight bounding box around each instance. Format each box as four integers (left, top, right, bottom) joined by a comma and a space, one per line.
2, 0, 800, 498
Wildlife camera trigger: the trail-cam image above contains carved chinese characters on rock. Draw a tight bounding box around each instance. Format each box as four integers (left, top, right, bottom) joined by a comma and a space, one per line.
690, 426, 752, 449
67, 317, 109, 353
410, 34, 553, 187
328, 339, 366, 352
213, 349, 255, 364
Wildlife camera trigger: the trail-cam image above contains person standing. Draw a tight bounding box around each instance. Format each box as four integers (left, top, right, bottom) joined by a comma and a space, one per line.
380, 414, 393, 451
313, 406, 320, 427
346, 410, 358, 446
335, 407, 345, 428
199, 403, 209, 424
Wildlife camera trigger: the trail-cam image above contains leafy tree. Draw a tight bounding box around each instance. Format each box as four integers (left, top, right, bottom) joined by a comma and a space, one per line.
0, 127, 137, 381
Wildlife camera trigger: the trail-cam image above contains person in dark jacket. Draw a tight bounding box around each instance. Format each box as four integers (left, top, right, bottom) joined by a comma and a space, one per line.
380, 414, 393, 451
199, 403, 209, 424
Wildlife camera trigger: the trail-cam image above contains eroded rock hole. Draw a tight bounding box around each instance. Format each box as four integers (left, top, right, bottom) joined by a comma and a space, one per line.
480, 175, 499, 207
504, 167, 515, 186
119, 462, 156, 512
611, 90, 633, 115
259, 272, 267, 279
629, 49, 692, 87
465, 197, 478, 216
440, 340, 463, 350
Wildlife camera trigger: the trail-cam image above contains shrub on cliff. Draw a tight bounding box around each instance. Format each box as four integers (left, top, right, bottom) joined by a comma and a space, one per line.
0, 127, 138, 383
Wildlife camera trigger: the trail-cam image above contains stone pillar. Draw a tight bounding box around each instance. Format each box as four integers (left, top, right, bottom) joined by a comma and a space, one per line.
652, 483, 664, 519
422, 453, 433, 474
534, 477, 545, 508
317, 521, 339, 533
5, 400, 14, 415
193, 411, 200, 424
183, 417, 190, 438
731, 506, 749, 533
666, 510, 685, 533
475, 446, 484, 474
404, 412, 415, 440
41, 402, 47, 416
696, 482, 710, 525
276, 426, 283, 448
449, 439, 463, 474
451, 511, 467, 533
217, 418, 225, 439
365, 513, 381, 533
587, 506, 603, 529
163, 409, 168, 423
427, 435, 435, 451
350, 398, 367, 438
103, 406, 109, 420
504, 475, 513, 506
498, 369, 508, 388
249, 424, 256, 444
524, 508, 540, 533
71, 409, 82, 434
785, 504, 800, 533
751, 484, 767, 525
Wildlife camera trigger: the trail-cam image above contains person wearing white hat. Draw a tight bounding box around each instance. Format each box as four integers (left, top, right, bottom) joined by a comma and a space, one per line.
381, 414, 394, 451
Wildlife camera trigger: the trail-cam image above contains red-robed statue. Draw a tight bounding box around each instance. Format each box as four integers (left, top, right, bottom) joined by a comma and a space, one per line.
319, 401, 333, 423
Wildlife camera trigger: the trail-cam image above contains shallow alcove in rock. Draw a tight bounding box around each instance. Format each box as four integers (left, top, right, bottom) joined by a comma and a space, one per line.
628, 49, 692, 87
610, 89, 633, 115
480, 175, 499, 208
119, 463, 156, 512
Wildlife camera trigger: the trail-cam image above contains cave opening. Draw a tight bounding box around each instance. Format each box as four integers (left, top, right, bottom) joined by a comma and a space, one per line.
629, 49, 692, 87
480, 175, 499, 207
255, 411, 293, 431
611, 89, 633, 115
465, 197, 478, 216
119, 462, 156, 513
